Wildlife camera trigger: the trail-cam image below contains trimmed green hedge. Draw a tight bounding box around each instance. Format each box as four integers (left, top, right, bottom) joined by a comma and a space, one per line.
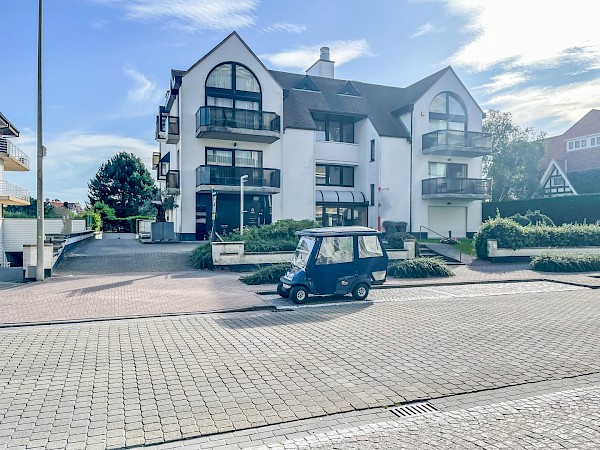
569, 168, 600, 194
475, 217, 600, 258
386, 232, 416, 249
483, 194, 600, 225
190, 244, 213, 270
239, 264, 290, 285
225, 219, 319, 252
388, 257, 454, 278
531, 253, 600, 272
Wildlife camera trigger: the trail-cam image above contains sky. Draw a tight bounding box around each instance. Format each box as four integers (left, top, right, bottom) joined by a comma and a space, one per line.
1, 0, 599, 206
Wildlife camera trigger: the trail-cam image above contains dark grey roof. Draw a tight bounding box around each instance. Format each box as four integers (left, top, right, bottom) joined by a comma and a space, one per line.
0, 111, 19, 137
269, 66, 456, 139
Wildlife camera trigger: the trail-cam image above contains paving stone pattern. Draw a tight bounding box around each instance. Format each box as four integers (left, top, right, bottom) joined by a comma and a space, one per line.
250, 385, 600, 449
1, 289, 600, 448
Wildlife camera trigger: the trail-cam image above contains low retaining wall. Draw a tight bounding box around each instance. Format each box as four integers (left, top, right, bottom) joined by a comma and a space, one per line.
487, 239, 600, 262
212, 240, 416, 267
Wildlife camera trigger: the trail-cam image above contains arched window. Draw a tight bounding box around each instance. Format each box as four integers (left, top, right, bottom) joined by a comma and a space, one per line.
428, 92, 467, 132
205, 62, 261, 111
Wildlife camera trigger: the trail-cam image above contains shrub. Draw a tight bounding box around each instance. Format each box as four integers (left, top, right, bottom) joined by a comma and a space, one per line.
524, 210, 554, 226
239, 263, 290, 285
475, 217, 600, 258
190, 244, 213, 270
388, 257, 454, 278
83, 211, 102, 231
386, 232, 417, 249
224, 219, 319, 252
508, 213, 531, 226
382, 221, 407, 235
531, 253, 600, 272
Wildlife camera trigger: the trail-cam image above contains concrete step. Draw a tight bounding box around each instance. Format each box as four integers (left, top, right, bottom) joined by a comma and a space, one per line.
418, 243, 465, 265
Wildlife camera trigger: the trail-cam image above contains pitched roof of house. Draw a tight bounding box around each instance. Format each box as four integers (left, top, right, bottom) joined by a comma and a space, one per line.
269, 66, 457, 138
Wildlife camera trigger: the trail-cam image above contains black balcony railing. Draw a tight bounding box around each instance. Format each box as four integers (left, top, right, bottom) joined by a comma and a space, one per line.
195, 106, 280, 133
196, 165, 281, 189
422, 130, 492, 152
422, 177, 491, 196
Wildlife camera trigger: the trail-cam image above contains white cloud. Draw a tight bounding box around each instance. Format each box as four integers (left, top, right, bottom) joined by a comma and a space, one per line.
484, 75, 600, 135
410, 23, 443, 39
12, 130, 156, 205
443, 0, 600, 72
95, 0, 258, 31
261, 39, 374, 70
475, 72, 529, 94
116, 67, 163, 118
262, 22, 306, 34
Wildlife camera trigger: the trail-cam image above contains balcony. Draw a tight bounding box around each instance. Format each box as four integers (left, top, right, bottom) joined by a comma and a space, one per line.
196, 165, 281, 194
0, 137, 30, 171
195, 106, 280, 143
0, 180, 30, 206
166, 170, 180, 190
422, 130, 492, 157
155, 115, 180, 144
422, 177, 491, 200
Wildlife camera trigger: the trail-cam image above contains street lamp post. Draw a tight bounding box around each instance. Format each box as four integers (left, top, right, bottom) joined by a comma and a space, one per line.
240, 175, 248, 236
36, 0, 45, 281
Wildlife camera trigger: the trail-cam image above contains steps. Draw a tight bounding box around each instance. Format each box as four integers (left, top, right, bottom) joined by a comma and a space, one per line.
418, 243, 465, 265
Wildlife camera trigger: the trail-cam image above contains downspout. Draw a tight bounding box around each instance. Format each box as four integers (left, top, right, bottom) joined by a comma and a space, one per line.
409, 112, 413, 235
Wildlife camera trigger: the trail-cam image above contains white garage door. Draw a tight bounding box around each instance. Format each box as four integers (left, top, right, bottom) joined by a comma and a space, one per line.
428, 206, 467, 238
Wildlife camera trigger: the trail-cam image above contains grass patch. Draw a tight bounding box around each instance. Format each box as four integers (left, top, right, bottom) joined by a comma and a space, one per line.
530, 253, 600, 272
388, 257, 454, 278
456, 239, 475, 256
239, 263, 290, 285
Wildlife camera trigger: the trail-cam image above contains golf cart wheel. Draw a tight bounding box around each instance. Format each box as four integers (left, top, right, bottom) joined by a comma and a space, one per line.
290, 286, 309, 303
352, 283, 370, 300
277, 282, 290, 299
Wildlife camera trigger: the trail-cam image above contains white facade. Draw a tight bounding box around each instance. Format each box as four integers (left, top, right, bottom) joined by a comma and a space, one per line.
154, 32, 490, 240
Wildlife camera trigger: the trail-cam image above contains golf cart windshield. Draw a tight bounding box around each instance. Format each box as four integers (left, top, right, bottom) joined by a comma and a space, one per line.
291, 236, 315, 269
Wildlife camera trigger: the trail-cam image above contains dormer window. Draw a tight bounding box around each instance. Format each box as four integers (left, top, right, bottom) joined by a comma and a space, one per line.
205, 62, 261, 111
428, 92, 467, 132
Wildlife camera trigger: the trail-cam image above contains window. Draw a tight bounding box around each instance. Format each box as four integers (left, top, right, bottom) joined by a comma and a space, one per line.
592, 138, 596, 146
370, 184, 375, 206
312, 114, 355, 143
575, 141, 580, 149
315, 205, 367, 227
206, 148, 262, 168
358, 235, 383, 258
370, 139, 375, 162
428, 162, 467, 178
206, 62, 261, 111
429, 92, 467, 132
567, 138, 594, 151
569, 142, 574, 150
316, 236, 354, 264
315, 164, 354, 187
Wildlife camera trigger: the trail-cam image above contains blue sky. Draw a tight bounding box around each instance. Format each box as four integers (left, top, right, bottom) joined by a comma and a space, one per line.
2, 0, 599, 205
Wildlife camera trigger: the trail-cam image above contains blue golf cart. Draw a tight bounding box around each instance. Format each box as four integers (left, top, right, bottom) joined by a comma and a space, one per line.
277, 226, 389, 303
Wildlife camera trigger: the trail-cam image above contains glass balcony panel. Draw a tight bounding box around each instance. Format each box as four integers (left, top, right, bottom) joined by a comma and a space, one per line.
422, 130, 492, 156
195, 106, 280, 133
196, 166, 280, 189
422, 177, 491, 197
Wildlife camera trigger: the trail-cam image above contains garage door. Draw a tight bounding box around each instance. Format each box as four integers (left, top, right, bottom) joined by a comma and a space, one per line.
428, 206, 467, 238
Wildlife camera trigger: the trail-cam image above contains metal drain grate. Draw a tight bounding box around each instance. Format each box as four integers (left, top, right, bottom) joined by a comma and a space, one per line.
389, 402, 439, 418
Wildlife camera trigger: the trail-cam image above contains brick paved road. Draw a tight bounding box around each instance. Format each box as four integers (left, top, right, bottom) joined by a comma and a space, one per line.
251, 385, 600, 449
1, 287, 599, 448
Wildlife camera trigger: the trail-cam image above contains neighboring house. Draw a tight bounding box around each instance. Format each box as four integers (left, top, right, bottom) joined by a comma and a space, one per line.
47, 199, 84, 216
539, 109, 600, 196
153, 32, 491, 240
0, 112, 31, 266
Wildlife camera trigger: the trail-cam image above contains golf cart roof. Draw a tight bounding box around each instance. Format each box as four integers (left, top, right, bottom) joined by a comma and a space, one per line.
296, 226, 381, 237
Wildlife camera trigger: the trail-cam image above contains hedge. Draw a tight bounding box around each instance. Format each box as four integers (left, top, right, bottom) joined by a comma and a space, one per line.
482, 194, 600, 225
386, 232, 416, 249
531, 253, 600, 272
190, 244, 213, 270
239, 264, 290, 285
569, 168, 600, 194
388, 257, 454, 278
475, 217, 600, 258
103, 216, 153, 233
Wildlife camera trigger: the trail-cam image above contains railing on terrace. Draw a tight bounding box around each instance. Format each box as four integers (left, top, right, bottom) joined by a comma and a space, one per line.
0, 180, 30, 202
195, 106, 280, 133
422, 177, 491, 196
0, 137, 30, 169
422, 130, 492, 153
196, 165, 281, 189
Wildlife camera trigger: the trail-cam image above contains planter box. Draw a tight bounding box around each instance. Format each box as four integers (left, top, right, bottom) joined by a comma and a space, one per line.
487, 239, 600, 262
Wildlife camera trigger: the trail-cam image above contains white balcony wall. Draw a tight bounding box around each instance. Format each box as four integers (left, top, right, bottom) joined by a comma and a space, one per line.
314, 140, 359, 166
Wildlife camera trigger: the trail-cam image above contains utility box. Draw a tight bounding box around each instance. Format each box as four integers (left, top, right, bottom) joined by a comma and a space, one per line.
22, 243, 53, 280
151, 222, 175, 241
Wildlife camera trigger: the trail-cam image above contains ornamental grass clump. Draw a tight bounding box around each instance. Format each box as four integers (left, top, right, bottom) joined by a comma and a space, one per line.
388, 257, 454, 278
530, 253, 600, 272
239, 263, 290, 285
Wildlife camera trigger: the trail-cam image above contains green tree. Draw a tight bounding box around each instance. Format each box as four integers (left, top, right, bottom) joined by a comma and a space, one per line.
88, 152, 156, 217
483, 110, 546, 202
4, 198, 58, 218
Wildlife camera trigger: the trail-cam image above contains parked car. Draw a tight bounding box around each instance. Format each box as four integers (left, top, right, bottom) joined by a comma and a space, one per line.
277, 226, 389, 303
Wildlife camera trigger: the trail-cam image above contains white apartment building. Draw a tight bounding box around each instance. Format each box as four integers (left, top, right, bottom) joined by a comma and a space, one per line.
153, 32, 491, 241
0, 112, 31, 265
